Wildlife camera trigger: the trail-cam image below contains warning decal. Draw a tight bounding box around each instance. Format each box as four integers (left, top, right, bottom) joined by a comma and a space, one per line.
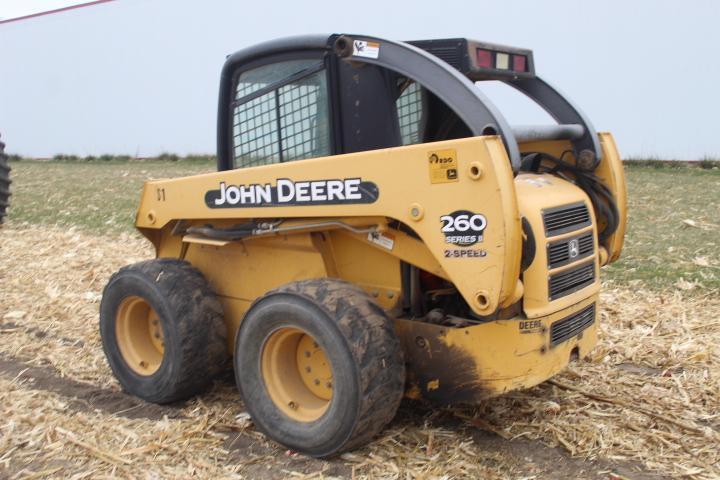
368, 231, 395, 250
428, 149, 459, 184
352, 40, 380, 59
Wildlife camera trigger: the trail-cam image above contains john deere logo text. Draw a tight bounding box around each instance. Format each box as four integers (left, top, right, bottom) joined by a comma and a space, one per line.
205, 178, 379, 208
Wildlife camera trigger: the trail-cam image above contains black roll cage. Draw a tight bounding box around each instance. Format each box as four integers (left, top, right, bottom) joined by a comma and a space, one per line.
217, 33, 601, 172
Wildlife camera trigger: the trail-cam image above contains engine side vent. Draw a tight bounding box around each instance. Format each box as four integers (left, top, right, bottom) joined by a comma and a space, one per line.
547, 232, 594, 269
550, 303, 595, 347
543, 202, 591, 236
548, 261, 595, 300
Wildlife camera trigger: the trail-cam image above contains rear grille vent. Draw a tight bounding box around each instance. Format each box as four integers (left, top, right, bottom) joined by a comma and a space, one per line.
547, 232, 594, 269
418, 46, 462, 70
548, 261, 595, 300
550, 303, 595, 346
543, 203, 591, 236
410, 41, 466, 71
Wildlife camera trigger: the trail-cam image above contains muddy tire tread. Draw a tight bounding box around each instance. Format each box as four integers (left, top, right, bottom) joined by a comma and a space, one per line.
101, 258, 228, 403
270, 278, 405, 453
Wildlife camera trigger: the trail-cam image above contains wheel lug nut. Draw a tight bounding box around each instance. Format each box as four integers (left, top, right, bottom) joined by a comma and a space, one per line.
288, 401, 298, 410
305, 366, 311, 373
314, 379, 320, 385
304, 351, 311, 358
326, 382, 332, 389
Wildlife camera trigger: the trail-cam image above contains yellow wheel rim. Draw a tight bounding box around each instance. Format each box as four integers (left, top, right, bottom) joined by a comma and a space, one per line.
115, 296, 165, 375
261, 327, 333, 422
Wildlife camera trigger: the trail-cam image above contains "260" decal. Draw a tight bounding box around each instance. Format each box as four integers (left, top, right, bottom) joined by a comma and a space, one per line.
440, 210, 487, 246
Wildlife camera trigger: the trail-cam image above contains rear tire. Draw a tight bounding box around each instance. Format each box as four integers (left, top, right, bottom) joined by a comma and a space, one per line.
234, 279, 405, 457
0, 134, 11, 224
100, 259, 228, 403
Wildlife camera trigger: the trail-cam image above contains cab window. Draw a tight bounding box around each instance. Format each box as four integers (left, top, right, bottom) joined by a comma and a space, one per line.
396, 80, 424, 145
232, 59, 331, 168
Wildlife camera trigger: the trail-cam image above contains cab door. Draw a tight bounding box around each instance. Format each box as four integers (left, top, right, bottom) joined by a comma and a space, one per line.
226, 55, 333, 170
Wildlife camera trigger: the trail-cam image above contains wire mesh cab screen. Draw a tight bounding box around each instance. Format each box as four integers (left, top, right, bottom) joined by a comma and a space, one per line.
232, 59, 331, 168
396, 81, 423, 145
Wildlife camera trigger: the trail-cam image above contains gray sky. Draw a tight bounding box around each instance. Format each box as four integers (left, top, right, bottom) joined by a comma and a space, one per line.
1, 0, 719, 159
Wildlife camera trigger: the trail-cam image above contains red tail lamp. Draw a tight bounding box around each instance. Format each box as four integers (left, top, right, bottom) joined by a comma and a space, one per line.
476, 49, 493, 69
513, 55, 527, 72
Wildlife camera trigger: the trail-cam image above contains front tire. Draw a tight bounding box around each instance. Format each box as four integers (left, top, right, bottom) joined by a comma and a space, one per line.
100, 259, 228, 403
234, 279, 405, 457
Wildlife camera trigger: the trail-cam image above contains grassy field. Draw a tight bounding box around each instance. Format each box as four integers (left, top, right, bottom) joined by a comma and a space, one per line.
7, 159, 720, 293
8, 160, 215, 233
605, 166, 720, 292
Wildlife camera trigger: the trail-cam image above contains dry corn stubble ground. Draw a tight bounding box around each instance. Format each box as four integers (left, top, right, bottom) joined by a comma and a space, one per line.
0, 160, 718, 479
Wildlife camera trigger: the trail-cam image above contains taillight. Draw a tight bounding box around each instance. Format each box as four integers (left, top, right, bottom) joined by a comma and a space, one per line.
476, 49, 493, 69
475, 48, 531, 74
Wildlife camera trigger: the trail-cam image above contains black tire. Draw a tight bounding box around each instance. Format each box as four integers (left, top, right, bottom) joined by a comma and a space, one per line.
0, 134, 11, 224
100, 258, 228, 403
234, 279, 405, 457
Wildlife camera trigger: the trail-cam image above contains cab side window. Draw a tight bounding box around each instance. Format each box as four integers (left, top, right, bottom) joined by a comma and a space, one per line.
396, 81, 424, 145
232, 59, 331, 168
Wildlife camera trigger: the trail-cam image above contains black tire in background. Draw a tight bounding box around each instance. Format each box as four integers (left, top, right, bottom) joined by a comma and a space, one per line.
234, 279, 405, 457
0, 134, 11, 224
100, 258, 229, 403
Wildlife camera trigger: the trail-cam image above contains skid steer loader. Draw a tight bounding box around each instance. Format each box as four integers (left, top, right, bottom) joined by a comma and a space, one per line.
99, 34, 627, 457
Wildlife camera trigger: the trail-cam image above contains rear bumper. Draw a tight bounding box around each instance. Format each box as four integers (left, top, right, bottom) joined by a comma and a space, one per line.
396, 294, 598, 404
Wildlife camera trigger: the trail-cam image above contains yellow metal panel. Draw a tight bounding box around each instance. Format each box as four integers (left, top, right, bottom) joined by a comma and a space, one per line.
595, 133, 627, 264
217, 296, 251, 351
335, 228, 447, 280
518, 139, 571, 158
396, 294, 598, 402
327, 231, 402, 310
310, 232, 339, 278
135, 137, 521, 316
518, 135, 626, 265
514, 173, 600, 318
155, 224, 184, 259
485, 138, 522, 308
185, 234, 329, 302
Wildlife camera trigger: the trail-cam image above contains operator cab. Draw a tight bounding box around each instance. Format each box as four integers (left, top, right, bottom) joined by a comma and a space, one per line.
218, 34, 600, 173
